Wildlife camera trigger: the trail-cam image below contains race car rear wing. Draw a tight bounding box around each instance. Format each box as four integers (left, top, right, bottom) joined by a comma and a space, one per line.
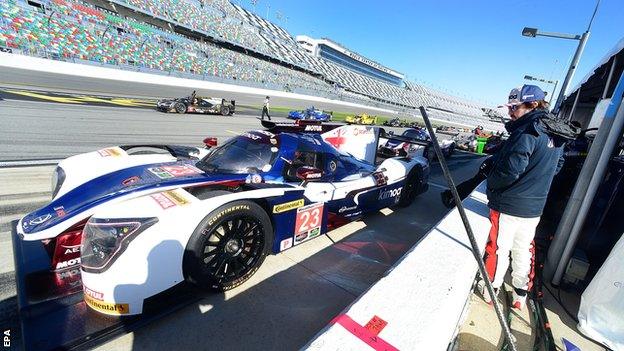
119, 144, 204, 159
260, 119, 342, 133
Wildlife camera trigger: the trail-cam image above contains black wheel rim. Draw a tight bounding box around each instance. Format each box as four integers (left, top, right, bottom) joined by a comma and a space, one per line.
176, 104, 185, 113
201, 216, 265, 284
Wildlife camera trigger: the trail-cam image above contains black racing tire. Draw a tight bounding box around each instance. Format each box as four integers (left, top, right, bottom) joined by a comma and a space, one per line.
220, 106, 230, 116
174, 102, 187, 114
396, 167, 423, 208
183, 201, 273, 291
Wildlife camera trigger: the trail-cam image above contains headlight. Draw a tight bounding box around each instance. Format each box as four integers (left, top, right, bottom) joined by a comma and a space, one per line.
51, 166, 65, 199
81, 217, 158, 273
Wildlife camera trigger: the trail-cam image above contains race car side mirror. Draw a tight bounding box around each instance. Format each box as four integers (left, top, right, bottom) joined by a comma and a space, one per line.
203, 137, 218, 148
296, 166, 323, 183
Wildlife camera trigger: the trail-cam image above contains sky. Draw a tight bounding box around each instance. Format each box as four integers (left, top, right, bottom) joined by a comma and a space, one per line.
235, 0, 624, 107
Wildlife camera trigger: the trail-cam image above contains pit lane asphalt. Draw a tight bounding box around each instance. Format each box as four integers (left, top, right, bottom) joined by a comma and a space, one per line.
0, 98, 485, 350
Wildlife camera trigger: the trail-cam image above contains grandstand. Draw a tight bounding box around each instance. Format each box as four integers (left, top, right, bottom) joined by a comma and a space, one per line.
0, 0, 503, 130
296, 36, 404, 86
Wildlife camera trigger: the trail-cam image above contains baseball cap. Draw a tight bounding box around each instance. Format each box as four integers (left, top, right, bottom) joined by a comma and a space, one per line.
501, 85, 546, 107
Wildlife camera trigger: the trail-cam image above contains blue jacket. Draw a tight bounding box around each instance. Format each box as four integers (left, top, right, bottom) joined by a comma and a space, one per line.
486, 109, 565, 218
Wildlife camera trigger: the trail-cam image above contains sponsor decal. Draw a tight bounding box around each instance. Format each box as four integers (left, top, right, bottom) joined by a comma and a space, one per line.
149, 167, 174, 179
352, 127, 374, 136
160, 165, 202, 177
207, 205, 250, 226
241, 132, 261, 140
378, 187, 402, 201
328, 160, 337, 172
52, 229, 82, 270
149, 165, 202, 179
84, 286, 104, 301
245, 174, 263, 184
151, 190, 189, 209
272, 199, 305, 213
338, 205, 358, 213
122, 176, 141, 186
55, 257, 81, 270
294, 203, 324, 245
62, 244, 80, 255
97, 148, 122, 157
84, 294, 129, 315
29, 214, 51, 225
53, 267, 82, 290
305, 172, 322, 179
256, 130, 275, 137
151, 192, 176, 209
163, 190, 189, 206
54, 206, 66, 217
372, 171, 388, 186
280, 238, 293, 251
295, 232, 308, 242
304, 124, 322, 132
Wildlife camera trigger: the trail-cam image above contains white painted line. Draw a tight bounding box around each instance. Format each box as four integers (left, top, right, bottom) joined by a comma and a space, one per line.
0, 159, 62, 168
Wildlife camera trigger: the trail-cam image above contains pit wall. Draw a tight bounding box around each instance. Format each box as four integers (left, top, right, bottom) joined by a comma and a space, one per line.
305, 182, 490, 350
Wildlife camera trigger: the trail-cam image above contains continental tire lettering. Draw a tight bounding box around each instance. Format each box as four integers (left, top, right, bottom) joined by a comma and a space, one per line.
207, 205, 251, 226
272, 199, 305, 213
84, 294, 129, 315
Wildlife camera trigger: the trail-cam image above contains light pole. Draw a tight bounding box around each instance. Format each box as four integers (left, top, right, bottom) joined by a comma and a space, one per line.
521, 0, 600, 114
523, 75, 559, 105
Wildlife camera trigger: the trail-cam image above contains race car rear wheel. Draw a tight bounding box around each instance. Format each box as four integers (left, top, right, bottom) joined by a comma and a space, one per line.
396, 167, 423, 208
174, 102, 187, 114
220, 106, 231, 116
183, 201, 273, 291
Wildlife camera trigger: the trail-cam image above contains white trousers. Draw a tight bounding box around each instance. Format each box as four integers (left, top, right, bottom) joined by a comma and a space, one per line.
484, 210, 541, 291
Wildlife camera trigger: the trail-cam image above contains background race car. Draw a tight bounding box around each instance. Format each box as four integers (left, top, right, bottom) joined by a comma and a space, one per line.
287, 107, 332, 121
15, 121, 429, 316
345, 113, 378, 125
378, 127, 456, 161
157, 90, 235, 115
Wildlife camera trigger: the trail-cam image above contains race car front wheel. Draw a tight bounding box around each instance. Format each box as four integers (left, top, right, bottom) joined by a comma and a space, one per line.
183, 201, 273, 291
396, 167, 423, 208
220, 106, 231, 116
174, 102, 187, 114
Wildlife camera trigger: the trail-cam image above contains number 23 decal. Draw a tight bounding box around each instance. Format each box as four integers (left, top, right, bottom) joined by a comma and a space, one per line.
295, 203, 324, 235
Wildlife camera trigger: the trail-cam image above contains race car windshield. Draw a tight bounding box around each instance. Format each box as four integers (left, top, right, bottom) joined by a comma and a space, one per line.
403, 129, 429, 141
198, 136, 276, 173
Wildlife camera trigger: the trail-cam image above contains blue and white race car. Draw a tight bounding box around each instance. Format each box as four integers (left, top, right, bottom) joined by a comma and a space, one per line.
287, 107, 332, 121
15, 121, 429, 316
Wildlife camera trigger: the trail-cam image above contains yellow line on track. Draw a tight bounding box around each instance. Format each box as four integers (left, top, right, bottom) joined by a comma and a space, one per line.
226, 130, 241, 135
4, 89, 85, 104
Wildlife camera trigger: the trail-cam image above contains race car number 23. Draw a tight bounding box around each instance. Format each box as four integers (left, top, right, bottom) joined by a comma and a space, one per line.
294, 203, 324, 245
